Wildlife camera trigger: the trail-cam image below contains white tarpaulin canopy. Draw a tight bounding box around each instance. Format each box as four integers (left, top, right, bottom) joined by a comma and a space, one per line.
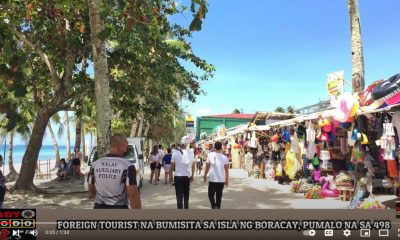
227, 123, 249, 136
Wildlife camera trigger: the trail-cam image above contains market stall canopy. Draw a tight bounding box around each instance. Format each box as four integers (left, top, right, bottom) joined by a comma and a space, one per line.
251, 112, 296, 125
248, 125, 270, 131
227, 123, 249, 136
301, 109, 335, 121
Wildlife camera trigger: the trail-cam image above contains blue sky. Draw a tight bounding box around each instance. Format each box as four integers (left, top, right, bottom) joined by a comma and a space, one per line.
176, 0, 400, 118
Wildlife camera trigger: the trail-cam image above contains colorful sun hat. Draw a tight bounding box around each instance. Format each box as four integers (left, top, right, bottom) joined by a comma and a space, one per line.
359, 80, 383, 106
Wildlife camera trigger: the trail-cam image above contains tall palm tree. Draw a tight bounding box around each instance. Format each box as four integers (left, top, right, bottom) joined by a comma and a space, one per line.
64, 111, 71, 160
74, 112, 82, 151
6, 129, 18, 181
275, 107, 285, 113
347, 0, 365, 93
47, 121, 60, 165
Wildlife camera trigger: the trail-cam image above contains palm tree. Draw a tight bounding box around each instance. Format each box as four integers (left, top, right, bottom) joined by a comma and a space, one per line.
47, 121, 60, 166
232, 109, 241, 114
287, 106, 295, 114
6, 129, 18, 181
64, 111, 71, 160
347, 0, 365, 93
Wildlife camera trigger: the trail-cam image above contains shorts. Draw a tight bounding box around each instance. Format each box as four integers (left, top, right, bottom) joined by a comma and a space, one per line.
164, 164, 171, 173
72, 158, 81, 166
150, 162, 161, 170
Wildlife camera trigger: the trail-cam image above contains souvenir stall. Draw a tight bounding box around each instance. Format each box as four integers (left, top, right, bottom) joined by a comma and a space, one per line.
287, 73, 400, 208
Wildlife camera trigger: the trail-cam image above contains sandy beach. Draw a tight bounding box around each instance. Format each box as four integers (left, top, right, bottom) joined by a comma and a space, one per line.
2, 163, 397, 209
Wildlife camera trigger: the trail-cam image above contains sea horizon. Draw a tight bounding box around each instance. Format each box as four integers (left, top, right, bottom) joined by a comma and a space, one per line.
0, 144, 93, 163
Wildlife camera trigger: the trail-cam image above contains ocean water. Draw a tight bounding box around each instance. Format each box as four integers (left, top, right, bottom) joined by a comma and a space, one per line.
0, 145, 84, 163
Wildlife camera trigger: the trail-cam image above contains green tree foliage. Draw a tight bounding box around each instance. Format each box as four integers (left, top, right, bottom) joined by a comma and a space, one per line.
286, 106, 295, 114
232, 109, 241, 114
275, 107, 285, 113
0, 0, 213, 190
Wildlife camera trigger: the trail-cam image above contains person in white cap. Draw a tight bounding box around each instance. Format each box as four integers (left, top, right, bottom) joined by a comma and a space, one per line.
171, 136, 195, 209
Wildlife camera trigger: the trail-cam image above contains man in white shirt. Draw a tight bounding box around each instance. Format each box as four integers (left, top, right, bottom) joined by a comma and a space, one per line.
171, 137, 195, 209
203, 141, 229, 209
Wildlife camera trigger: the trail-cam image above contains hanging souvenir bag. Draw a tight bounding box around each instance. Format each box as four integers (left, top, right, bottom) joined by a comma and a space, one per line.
347, 131, 356, 146
313, 156, 319, 166
306, 121, 316, 142
384, 148, 394, 160
383, 122, 395, 136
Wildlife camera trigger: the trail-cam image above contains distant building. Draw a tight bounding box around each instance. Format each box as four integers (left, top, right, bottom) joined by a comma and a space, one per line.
196, 114, 254, 141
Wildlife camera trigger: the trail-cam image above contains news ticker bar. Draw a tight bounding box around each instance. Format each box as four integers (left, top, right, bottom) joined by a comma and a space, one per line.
27, 209, 398, 239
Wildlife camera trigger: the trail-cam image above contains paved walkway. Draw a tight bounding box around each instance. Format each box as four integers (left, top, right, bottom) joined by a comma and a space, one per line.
140, 165, 362, 209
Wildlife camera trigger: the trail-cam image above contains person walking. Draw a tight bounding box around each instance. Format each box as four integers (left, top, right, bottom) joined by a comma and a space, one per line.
72, 147, 82, 179
162, 148, 172, 184
157, 145, 165, 181
171, 137, 195, 209
203, 141, 229, 209
149, 145, 162, 185
87, 134, 141, 209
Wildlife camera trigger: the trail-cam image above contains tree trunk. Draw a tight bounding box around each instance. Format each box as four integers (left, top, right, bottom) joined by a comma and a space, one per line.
47, 122, 60, 166
82, 126, 86, 162
144, 120, 150, 137
64, 111, 71, 160
130, 118, 139, 137
88, 0, 111, 158
13, 108, 55, 192
6, 129, 18, 181
348, 0, 365, 93
137, 114, 144, 137
74, 112, 82, 151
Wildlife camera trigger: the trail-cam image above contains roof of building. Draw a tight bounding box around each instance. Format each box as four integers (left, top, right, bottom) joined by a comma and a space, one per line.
203, 113, 255, 119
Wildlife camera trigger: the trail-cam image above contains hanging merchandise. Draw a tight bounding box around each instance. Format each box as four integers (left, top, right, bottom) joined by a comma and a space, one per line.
361, 133, 369, 145
347, 131, 356, 147
313, 156, 320, 166
320, 150, 332, 169
359, 80, 384, 107
271, 133, 279, 142
383, 122, 395, 136
306, 121, 316, 142
332, 92, 356, 122
283, 128, 291, 143
380, 117, 396, 161
250, 131, 257, 148
386, 160, 398, 178
291, 132, 299, 153
306, 141, 317, 159
285, 150, 297, 179
351, 144, 365, 163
